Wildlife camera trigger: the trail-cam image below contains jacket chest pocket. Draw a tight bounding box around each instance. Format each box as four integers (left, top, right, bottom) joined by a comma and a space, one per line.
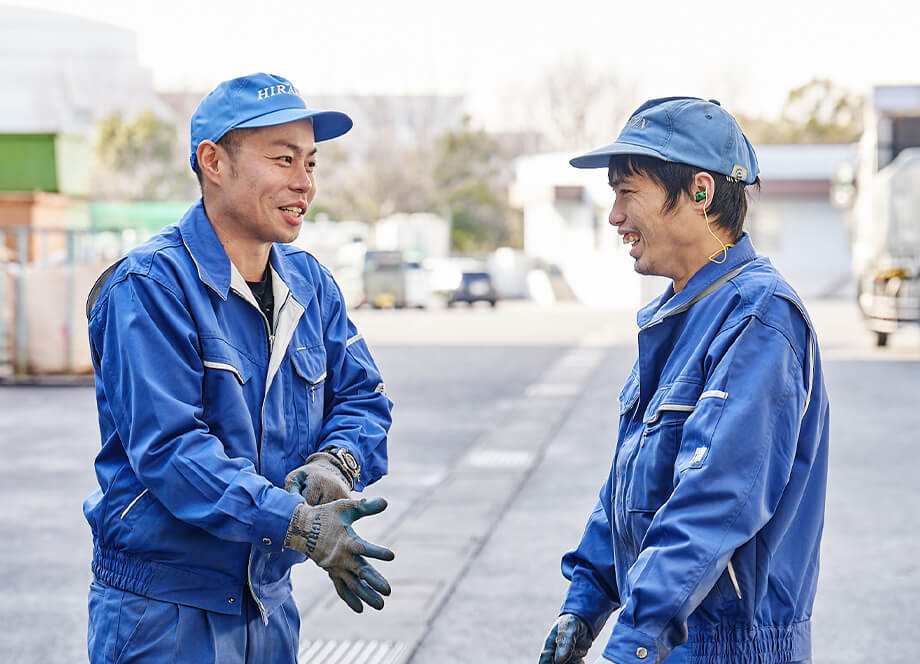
201, 338, 260, 457
201, 337, 255, 388
626, 380, 701, 513
290, 345, 327, 456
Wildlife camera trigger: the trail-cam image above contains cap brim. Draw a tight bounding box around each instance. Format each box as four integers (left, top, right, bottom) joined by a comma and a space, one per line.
235, 108, 353, 141
569, 141, 667, 169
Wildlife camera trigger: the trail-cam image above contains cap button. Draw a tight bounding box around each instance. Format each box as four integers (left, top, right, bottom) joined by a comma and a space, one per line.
636, 646, 648, 659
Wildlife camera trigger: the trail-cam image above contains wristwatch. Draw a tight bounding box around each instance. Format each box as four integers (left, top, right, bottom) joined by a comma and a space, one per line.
323, 446, 361, 486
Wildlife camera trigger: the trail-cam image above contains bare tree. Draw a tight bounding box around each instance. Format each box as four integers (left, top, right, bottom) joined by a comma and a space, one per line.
310, 94, 464, 221
532, 55, 634, 151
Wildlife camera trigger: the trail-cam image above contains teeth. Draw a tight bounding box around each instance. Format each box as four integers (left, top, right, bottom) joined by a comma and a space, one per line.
623, 233, 640, 246
280, 207, 304, 215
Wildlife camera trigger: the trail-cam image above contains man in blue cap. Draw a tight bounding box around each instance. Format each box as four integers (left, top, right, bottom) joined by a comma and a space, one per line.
538, 98, 829, 664
84, 73, 394, 663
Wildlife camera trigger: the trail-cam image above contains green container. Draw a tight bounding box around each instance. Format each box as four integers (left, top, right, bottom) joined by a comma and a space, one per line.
0, 134, 58, 192
90, 200, 195, 233
0, 133, 89, 195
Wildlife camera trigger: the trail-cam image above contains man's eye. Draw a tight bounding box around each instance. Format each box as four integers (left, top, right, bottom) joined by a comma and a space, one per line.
276, 156, 293, 164
307, 161, 316, 169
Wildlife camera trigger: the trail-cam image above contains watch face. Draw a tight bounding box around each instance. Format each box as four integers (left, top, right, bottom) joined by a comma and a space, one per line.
339, 450, 358, 472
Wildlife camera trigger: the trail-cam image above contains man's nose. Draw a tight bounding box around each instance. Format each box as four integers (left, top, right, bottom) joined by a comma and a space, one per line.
609, 200, 625, 226
290, 165, 312, 192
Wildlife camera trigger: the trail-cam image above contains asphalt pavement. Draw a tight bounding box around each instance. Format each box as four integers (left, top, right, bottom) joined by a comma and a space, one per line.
298, 300, 920, 664
0, 300, 917, 663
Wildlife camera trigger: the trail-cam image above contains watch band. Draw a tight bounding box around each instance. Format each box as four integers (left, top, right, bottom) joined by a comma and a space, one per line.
322, 446, 360, 486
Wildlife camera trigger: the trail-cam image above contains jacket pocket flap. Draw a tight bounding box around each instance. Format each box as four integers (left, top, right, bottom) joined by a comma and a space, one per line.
644, 380, 702, 424
201, 337, 252, 384
290, 346, 327, 384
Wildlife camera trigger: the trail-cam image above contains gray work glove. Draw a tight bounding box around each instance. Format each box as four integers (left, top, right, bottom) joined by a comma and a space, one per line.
284, 496, 394, 612
284, 452, 352, 506
538, 613, 594, 664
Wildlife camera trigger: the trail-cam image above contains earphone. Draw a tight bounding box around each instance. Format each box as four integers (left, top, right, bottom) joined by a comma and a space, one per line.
696, 188, 733, 264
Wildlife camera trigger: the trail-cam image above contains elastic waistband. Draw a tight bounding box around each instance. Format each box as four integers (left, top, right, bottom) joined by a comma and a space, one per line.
92, 544, 245, 616
687, 620, 810, 664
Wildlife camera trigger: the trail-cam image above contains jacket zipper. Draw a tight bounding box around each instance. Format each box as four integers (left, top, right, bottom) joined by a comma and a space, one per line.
231, 285, 286, 627
310, 372, 327, 403
727, 560, 743, 599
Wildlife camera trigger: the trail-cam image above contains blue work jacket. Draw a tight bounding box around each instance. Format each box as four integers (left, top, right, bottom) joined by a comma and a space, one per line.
84, 201, 392, 622
561, 234, 829, 664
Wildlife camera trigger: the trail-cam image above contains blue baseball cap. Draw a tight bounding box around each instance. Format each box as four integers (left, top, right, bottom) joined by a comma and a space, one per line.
189, 72, 353, 171
569, 96, 759, 184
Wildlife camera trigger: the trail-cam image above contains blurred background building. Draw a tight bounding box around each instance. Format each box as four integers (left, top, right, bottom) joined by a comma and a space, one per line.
2, 3, 918, 376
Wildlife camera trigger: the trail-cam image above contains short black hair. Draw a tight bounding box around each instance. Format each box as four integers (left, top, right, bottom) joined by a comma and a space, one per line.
194, 130, 243, 189
608, 154, 760, 241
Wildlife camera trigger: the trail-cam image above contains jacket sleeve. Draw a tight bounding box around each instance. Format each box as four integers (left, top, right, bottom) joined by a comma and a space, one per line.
602, 317, 809, 664
316, 272, 392, 489
560, 473, 621, 638
95, 273, 303, 553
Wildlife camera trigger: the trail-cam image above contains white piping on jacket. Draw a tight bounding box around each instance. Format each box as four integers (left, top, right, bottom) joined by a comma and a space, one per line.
119, 488, 149, 519
202, 360, 244, 385
727, 560, 743, 599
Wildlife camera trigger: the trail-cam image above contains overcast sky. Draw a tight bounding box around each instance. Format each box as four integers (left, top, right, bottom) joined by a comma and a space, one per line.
6, 0, 917, 132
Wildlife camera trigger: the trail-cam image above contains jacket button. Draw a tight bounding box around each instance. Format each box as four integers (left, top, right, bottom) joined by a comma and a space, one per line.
228, 597, 236, 604
262, 537, 272, 546
636, 647, 648, 659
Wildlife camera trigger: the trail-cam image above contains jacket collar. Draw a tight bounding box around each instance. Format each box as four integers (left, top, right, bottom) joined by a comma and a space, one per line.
637, 232, 757, 329
268, 244, 317, 311
178, 199, 317, 307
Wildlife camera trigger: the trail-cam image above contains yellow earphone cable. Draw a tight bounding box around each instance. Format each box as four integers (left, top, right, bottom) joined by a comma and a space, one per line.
702, 194, 733, 263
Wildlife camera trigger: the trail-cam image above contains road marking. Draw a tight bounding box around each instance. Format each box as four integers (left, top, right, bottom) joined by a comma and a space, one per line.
462, 449, 534, 468
300, 640, 406, 664
525, 383, 580, 397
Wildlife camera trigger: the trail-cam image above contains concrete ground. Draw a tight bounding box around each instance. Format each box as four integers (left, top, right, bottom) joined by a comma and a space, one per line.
0, 299, 917, 663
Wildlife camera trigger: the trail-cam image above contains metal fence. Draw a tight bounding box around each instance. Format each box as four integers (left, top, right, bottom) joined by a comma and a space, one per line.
0, 226, 147, 379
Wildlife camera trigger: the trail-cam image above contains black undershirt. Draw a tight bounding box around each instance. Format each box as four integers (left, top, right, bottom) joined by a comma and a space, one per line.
246, 265, 274, 326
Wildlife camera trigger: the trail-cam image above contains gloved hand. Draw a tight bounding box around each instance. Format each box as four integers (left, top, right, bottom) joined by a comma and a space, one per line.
284, 496, 394, 612
284, 452, 352, 506
538, 613, 594, 664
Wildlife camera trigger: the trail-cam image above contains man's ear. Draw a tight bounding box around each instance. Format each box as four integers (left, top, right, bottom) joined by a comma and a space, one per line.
692, 171, 716, 210
196, 141, 222, 188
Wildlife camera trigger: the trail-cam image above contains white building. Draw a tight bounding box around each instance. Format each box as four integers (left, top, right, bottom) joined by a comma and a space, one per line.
510, 152, 666, 308
0, 6, 165, 133
510, 144, 857, 307
748, 144, 857, 298
373, 212, 450, 260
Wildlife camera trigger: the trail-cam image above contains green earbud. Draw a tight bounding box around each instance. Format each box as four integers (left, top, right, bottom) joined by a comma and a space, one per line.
695, 191, 707, 202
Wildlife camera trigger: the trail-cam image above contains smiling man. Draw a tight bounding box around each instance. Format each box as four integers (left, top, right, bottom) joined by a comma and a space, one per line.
538, 98, 830, 664
84, 73, 394, 664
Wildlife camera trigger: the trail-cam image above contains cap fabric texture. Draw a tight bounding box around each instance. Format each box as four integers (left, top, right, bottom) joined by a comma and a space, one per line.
569, 96, 759, 184
189, 73, 353, 170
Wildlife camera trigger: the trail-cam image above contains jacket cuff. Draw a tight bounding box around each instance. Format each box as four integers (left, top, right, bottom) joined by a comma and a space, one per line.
603, 621, 660, 664
253, 487, 303, 553
561, 569, 618, 639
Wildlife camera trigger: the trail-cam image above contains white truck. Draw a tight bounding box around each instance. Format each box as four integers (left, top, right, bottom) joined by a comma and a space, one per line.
849, 85, 920, 346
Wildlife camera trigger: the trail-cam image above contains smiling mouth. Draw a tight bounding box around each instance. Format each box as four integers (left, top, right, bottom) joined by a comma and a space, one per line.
622, 232, 640, 247
279, 206, 305, 217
